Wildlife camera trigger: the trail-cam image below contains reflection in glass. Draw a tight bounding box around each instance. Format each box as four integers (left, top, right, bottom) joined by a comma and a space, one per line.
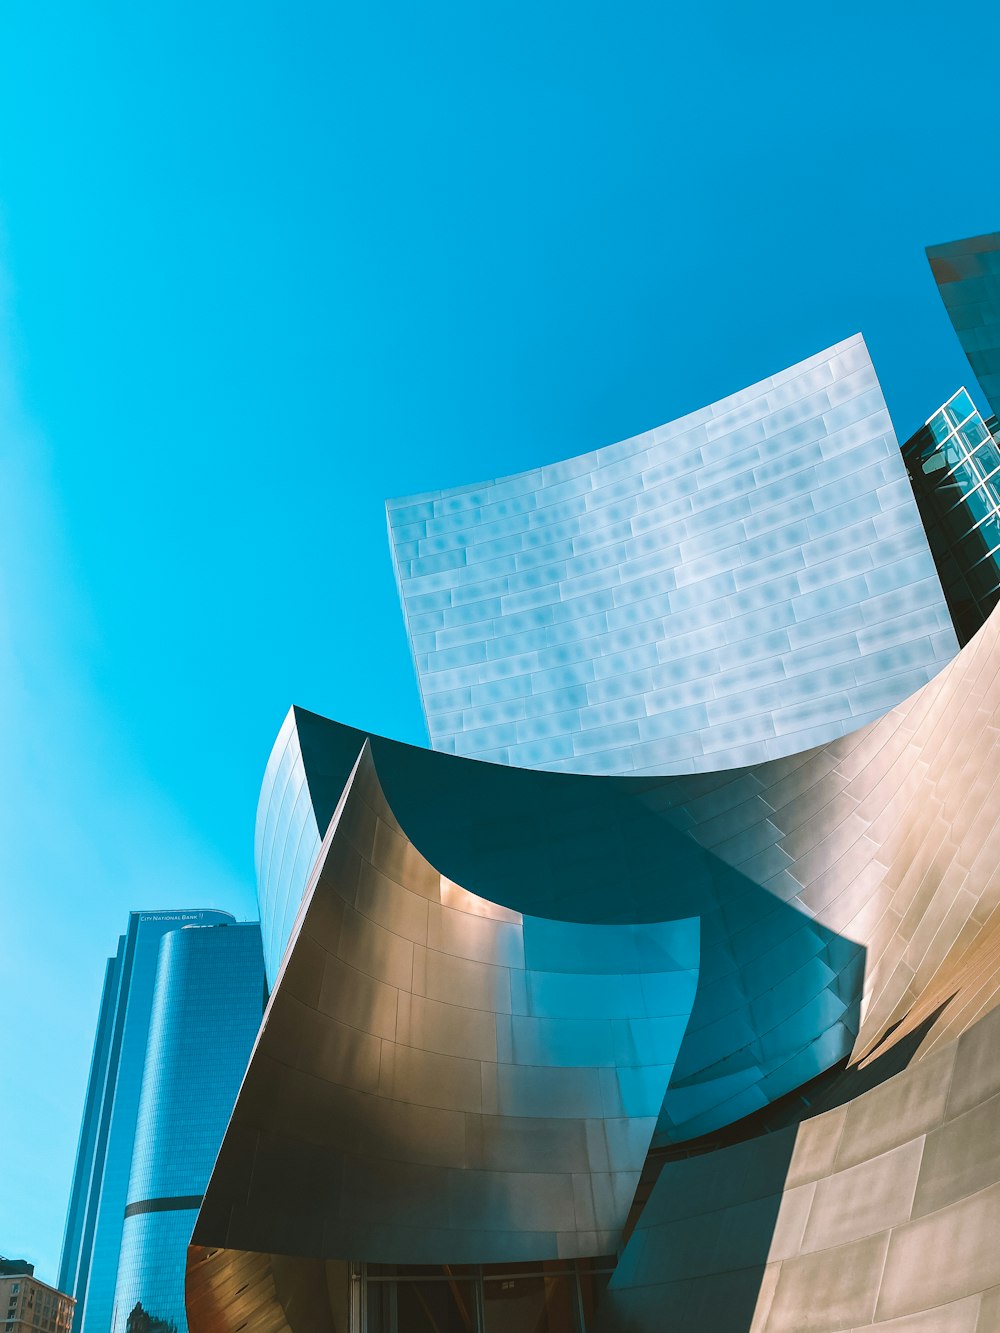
945, 388, 975, 427
368, 1279, 478, 1333
902, 392, 1000, 645
482, 1273, 576, 1332
364, 1260, 615, 1333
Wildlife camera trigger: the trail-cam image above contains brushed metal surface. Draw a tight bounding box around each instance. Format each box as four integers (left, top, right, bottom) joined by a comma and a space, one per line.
200, 742, 697, 1265
597, 1000, 1000, 1332
257, 581, 1000, 1141
387, 334, 955, 775
217, 302, 1000, 1329
186, 1247, 348, 1333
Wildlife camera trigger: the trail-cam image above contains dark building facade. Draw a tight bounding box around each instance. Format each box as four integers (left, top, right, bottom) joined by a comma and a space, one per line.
929, 231, 1000, 422
901, 387, 1000, 644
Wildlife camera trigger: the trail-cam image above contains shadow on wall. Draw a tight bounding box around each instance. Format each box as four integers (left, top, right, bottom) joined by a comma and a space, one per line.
186, 1248, 348, 1333
595, 1009, 948, 1333
294, 708, 868, 1145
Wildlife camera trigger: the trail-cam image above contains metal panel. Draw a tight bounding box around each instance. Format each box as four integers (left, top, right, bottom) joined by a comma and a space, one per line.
200, 743, 697, 1266
387, 335, 956, 775
929, 232, 1000, 423
253, 575, 1000, 1145
595, 999, 1000, 1331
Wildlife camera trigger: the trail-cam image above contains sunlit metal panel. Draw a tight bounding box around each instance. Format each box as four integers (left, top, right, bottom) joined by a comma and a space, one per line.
387, 335, 955, 775
204, 743, 698, 1265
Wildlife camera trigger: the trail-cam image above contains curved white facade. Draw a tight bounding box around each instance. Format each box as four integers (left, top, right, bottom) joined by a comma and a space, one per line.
388, 335, 957, 775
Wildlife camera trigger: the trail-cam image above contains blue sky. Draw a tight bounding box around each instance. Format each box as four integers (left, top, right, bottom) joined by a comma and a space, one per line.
1, 0, 999, 1283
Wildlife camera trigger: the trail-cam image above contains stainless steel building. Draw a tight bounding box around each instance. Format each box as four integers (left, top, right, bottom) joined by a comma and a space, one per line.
387, 335, 956, 775
187, 286, 1000, 1332
192, 600, 1000, 1331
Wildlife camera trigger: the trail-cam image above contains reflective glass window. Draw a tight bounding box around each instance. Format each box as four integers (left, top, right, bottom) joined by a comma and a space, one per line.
927, 412, 952, 444
367, 1279, 478, 1333
945, 389, 975, 427
921, 450, 948, 474
963, 418, 990, 449
926, 479, 970, 521
482, 1273, 578, 1332
942, 437, 966, 472
970, 490, 1000, 530
935, 507, 975, 546
970, 440, 1000, 481
971, 515, 1000, 557
965, 557, 1000, 600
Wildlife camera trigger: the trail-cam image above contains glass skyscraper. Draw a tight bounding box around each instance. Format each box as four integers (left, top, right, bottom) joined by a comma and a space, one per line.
901, 388, 1000, 644
59, 913, 264, 1333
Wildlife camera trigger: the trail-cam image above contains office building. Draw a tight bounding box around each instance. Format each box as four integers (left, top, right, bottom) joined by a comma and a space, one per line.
109, 921, 265, 1333
1, 1264, 74, 1333
59, 914, 263, 1333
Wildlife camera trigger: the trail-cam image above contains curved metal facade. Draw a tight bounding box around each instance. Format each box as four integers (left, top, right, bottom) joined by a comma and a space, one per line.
599, 995, 1000, 1331
202, 743, 698, 1264
197, 296, 1000, 1330
929, 231, 1000, 422
255, 708, 322, 989
256, 705, 862, 1142
255, 562, 1000, 1146
387, 334, 956, 776
200, 590, 1000, 1329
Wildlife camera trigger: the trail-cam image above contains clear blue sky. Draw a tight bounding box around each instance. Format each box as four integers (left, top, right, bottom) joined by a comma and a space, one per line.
1, 0, 998, 1284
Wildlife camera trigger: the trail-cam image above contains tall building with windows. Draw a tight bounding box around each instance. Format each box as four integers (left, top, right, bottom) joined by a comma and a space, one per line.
1, 1263, 74, 1333
59, 913, 264, 1333
109, 921, 265, 1333
901, 388, 1000, 644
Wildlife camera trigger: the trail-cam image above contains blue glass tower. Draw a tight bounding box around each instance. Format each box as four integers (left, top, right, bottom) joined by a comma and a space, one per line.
110, 921, 265, 1333
58, 912, 264, 1333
